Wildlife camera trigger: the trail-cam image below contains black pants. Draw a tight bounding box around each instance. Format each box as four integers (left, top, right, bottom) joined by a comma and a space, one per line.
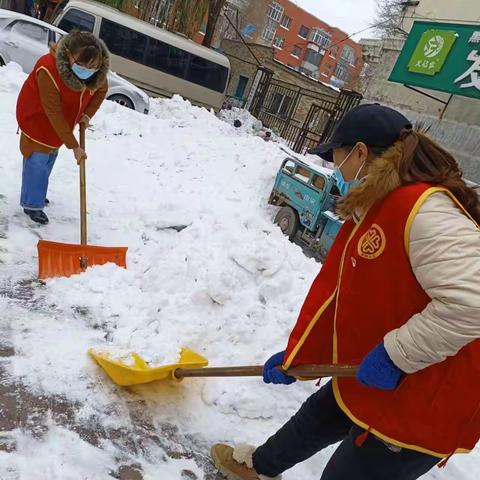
252, 382, 439, 479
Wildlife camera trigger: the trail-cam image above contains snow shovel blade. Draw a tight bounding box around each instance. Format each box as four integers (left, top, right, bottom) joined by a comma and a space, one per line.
89, 347, 209, 386
38, 240, 128, 279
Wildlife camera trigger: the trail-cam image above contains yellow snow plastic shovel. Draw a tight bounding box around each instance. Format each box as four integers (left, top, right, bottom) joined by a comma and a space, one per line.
89, 348, 358, 387
89, 347, 209, 386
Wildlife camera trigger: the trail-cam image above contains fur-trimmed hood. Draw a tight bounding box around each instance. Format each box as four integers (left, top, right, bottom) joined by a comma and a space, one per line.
52, 34, 110, 92
337, 141, 405, 221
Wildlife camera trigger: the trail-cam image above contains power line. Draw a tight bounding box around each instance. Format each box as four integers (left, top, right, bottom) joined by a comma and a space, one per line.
223, 12, 262, 65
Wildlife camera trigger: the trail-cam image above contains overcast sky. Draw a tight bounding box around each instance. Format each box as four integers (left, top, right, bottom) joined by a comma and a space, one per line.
292, 0, 378, 39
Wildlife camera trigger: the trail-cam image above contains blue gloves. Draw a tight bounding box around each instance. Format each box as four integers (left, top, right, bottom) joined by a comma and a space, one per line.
357, 343, 404, 390
263, 351, 296, 385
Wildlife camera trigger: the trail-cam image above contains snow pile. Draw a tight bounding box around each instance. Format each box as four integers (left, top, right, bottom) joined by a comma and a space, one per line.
0, 62, 478, 479
218, 106, 263, 134
0, 63, 319, 479
90, 346, 182, 368
0, 61, 26, 93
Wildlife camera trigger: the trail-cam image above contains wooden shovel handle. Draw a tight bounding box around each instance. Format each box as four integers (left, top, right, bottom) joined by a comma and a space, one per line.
174, 364, 358, 379
79, 124, 87, 248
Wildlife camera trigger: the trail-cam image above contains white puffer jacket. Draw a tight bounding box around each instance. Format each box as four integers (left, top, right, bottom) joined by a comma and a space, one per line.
384, 192, 480, 373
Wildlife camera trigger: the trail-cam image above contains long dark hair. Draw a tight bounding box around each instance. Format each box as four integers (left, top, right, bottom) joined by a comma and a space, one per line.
400, 130, 480, 224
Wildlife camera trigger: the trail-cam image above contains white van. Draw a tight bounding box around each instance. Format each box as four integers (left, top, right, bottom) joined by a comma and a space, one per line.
53, 0, 230, 111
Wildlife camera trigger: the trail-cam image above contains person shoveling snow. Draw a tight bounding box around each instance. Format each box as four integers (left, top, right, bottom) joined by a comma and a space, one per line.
16, 31, 109, 225
210, 105, 480, 480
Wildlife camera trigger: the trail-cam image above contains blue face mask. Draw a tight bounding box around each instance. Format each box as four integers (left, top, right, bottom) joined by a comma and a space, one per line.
71, 63, 97, 80
334, 146, 365, 197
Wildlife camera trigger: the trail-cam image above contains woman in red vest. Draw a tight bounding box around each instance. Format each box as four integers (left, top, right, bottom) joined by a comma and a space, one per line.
211, 105, 480, 479
17, 31, 109, 224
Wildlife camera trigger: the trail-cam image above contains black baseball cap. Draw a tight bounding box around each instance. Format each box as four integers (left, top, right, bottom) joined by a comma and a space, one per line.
308, 104, 412, 162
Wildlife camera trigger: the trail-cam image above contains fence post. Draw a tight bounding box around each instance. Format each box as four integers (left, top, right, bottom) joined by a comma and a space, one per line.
281, 87, 302, 141
247, 67, 274, 117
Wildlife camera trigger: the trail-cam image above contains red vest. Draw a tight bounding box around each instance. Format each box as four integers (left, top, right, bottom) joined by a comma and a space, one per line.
283, 183, 480, 458
17, 53, 94, 149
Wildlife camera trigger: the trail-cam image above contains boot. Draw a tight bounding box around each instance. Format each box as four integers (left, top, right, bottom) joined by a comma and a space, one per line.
24, 209, 49, 225
211, 444, 281, 480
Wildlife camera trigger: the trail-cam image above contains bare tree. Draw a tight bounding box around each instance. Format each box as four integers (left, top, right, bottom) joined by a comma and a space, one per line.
168, 0, 209, 38
202, 0, 227, 47
373, 0, 408, 38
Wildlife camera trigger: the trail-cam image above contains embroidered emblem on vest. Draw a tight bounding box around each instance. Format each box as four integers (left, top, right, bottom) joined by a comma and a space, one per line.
357, 224, 386, 259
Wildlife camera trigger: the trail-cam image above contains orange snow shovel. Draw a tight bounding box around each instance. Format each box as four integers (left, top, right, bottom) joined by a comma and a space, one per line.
38, 125, 127, 279
89, 347, 358, 387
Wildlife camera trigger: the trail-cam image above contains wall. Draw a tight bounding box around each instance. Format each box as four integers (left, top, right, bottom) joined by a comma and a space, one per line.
193, 0, 269, 47
399, 108, 480, 183
364, 0, 480, 126
403, 0, 480, 31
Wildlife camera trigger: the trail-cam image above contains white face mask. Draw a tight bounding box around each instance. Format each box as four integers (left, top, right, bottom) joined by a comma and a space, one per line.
334, 146, 365, 196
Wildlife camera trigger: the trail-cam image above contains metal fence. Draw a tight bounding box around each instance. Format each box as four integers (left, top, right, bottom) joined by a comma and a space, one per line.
247, 68, 362, 154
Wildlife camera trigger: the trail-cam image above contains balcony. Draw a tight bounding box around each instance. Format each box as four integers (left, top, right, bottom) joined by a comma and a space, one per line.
301, 45, 323, 76
307, 29, 332, 50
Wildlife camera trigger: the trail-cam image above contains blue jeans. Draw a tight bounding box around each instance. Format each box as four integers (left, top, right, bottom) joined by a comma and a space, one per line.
20, 151, 58, 210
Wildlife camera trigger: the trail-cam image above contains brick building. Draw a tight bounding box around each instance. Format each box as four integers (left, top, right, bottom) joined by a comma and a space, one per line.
258, 0, 364, 88
193, 0, 363, 89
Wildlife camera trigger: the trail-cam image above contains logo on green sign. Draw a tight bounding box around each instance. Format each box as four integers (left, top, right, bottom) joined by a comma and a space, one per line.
408, 30, 457, 75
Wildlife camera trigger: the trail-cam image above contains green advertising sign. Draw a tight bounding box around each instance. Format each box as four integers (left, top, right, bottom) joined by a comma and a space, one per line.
389, 21, 480, 100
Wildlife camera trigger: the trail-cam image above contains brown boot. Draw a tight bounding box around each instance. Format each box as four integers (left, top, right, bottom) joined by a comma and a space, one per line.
211, 443, 261, 480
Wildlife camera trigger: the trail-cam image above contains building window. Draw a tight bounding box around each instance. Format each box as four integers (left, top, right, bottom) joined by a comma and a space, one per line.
261, 19, 277, 43
310, 29, 331, 49
334, 60, 351, 84
329, 47, 338, 58
268, 92, 293, 118
235, 75, 249, 99
298, 25, 309, 39
340, 45, 356, 65
280, 15, 292, 30
291, 46, 302, 58
273, 36, 285, 49
303, 48, 322, 67
279, 95, 293, 117
267, 2, 284, 22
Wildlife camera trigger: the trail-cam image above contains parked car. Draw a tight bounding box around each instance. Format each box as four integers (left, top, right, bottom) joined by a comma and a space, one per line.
269, 156, 343, 260
0, 8, 150, 113
52, 0, 231, 111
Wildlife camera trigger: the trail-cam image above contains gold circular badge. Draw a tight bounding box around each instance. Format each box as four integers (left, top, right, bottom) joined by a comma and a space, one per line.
357, 224, 386, 260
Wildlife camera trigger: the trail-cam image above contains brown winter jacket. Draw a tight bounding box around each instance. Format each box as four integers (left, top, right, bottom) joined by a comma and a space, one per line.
20, 41, 108, 158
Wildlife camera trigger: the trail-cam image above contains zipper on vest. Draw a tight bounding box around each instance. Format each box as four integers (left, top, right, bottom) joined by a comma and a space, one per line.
332, 221, 364, 363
